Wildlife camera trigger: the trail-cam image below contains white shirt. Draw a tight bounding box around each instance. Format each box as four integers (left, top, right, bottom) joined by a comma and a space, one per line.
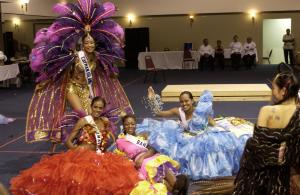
0, 51, 7, 62
283, 34, 295, 50
229, 42, 242, 54
243, 41, 256, 56
198, 44, 214, 56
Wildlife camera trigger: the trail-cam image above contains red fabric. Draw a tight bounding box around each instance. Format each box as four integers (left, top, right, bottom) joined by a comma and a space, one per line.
10, 149, 140, 195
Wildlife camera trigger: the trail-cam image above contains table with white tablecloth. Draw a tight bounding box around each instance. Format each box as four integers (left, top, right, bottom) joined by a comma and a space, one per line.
138, 49, 232, 70
0, 64, 21, 87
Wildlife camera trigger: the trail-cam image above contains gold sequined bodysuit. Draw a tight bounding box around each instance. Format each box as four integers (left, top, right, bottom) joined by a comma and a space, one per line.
66, 57, 96, 113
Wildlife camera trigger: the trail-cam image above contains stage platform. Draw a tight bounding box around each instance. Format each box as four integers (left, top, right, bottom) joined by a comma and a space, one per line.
161, 84, 271, 102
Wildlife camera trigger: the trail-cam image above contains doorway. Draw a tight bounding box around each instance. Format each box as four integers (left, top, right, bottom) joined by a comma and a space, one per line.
125, 28, 149, 69
263, 18, 291, 64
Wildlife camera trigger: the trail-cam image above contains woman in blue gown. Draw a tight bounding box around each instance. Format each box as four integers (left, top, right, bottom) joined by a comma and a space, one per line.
137, 87, 253, 180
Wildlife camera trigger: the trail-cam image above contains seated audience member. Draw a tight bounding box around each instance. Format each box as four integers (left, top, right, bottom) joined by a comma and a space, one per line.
0, 51, 7, 66
214, 40, 225, 70
243, 37, 256, 69
230, 35, 242, 70
198, 38, 214, 71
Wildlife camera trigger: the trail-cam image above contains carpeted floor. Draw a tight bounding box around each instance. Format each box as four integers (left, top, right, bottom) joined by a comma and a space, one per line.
0, 64, 279, 192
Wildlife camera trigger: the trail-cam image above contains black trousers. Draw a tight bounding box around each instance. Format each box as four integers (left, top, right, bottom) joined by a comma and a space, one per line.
231, 53, 241, 70
198, 55, 214, 71
214, 53, 224, 69
243, 54, 256, 69
284, 49, 294, 65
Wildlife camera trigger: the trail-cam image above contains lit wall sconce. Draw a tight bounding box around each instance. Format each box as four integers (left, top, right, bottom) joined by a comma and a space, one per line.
127, 13, 135, 26
249, 10, 257, 24
12, 18, 21, 29
189, 15, 194, 27
20, 0, 30, 12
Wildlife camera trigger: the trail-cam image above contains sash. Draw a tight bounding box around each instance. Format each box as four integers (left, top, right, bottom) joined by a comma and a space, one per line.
125, 134, 148, 149
179, 107, 188, 130
84, 115, 102, 154
78, 51, 94, 98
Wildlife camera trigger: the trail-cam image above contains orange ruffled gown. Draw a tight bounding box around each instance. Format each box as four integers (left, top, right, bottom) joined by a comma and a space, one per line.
10, 149, 140, 195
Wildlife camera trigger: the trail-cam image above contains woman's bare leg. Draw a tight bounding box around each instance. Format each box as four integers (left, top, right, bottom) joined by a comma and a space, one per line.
164, 180, 173, 192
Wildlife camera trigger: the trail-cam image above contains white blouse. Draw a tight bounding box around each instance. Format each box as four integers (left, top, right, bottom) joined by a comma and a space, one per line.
198, 44, 214, 56
229, 42, 242, 54
243, 42, 256, 56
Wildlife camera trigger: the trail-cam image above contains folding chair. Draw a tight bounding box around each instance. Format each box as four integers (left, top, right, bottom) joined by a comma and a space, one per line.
262, 49, 273, 64
182, 50, 196, 69
144, 55, 166, 83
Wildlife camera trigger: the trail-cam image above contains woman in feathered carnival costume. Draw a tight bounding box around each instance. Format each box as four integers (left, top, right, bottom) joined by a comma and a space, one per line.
25, 0, 133, 149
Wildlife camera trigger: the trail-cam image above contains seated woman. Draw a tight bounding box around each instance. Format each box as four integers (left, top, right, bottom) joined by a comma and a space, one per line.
116, 114, 188, 195
233, 72, 300, 195
65, 96, 115, 152
10, 97, 139, 195
139, 87, 253, 180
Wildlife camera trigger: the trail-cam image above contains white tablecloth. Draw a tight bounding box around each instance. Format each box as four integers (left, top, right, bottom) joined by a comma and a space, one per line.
0, 64, 20, 81
138, 49, 232, 70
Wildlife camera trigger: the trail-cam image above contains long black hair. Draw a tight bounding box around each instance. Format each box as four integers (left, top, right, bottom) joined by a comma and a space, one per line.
273, 72, 299, 104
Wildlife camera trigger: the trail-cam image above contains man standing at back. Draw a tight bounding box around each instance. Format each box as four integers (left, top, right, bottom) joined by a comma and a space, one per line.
282, 28, 295, 65
198, 38, 214, 71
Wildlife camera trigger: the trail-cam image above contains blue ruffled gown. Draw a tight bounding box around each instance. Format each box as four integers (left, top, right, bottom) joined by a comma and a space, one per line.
136, 90, 253, 180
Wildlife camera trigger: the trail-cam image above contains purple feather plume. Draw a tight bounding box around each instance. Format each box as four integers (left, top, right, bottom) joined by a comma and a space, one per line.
30, 0, 124, 82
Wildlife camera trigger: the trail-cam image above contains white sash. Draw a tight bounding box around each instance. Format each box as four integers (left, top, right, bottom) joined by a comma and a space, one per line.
84, 115, 102, 154
125, 134, 148, 149
179, 107, 188, 129
78, 50, 94, 98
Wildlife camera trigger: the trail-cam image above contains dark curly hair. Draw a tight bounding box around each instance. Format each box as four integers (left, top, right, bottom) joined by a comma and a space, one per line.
91, 96, 106, 107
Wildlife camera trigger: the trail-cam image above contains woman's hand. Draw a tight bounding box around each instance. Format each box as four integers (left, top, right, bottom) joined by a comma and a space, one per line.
208, 117, 216, 126
148, 86, 155, 100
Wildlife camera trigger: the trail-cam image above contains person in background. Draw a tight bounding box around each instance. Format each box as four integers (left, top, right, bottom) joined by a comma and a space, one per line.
214, 40, 225, 70
230, 35, 243, 70
198, 38, 214, 71
0, 51, 7, 66
243, 37, 256, 69
282, 28, 295, 65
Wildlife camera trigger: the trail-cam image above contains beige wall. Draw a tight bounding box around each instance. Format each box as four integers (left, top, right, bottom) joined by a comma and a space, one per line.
2, 20, 52, 52
2, 0, 299, 18
2, 12, 300, 63
115, 12, 300, 62
112, 0, 300, 16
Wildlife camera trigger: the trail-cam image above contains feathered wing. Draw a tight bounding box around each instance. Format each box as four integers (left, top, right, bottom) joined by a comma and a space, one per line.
30, 0, 124, 82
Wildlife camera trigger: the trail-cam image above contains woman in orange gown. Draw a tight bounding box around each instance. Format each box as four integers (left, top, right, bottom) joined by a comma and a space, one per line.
10, 97, 139, 195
